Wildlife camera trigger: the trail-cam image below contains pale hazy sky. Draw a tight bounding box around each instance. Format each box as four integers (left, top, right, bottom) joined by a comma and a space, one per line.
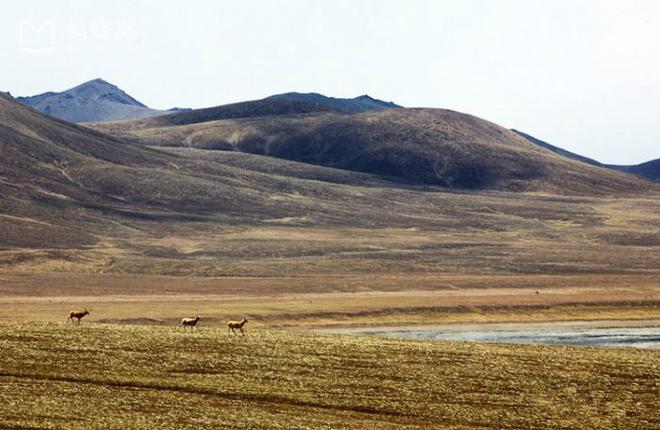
2, 0, 659, 164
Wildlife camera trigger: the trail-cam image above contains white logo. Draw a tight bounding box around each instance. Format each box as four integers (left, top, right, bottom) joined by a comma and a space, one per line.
18, 20, 57, 53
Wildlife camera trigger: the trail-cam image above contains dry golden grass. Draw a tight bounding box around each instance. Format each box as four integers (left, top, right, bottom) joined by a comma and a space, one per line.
0, 271, 657, 328
3, 187, 660, 278
0, 322, 658, 429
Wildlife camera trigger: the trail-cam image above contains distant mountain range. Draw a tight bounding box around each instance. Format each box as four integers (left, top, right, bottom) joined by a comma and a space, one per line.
513, 130, 660, 182
15, 79, 189, 123
1, 85, 658, 270
15, 79, 399, 124
10, 78, 658, 184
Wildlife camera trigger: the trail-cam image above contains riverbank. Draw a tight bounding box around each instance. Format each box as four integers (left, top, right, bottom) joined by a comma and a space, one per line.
319, 318, 660, 334
319, 319, 660, 349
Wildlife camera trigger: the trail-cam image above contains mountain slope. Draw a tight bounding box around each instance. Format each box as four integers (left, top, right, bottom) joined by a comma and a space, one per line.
0, 92, 339, 248
3, 92, 478, 251
16, 79, 188, 123
266, 92, 400, 112
93, 106, 656, 195
514, 129, 659, 182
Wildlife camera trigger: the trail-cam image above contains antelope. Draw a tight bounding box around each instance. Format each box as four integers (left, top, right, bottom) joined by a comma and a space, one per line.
67, 308, 90, 325
181, 316, 200, 331
227, 317, 248, 335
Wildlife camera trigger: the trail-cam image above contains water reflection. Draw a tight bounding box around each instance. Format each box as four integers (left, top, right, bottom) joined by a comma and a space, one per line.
375, 326, 660, 349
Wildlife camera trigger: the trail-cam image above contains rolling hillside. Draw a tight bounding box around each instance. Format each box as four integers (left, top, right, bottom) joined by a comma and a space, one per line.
2, 92, 659, 277
94, 103, 656, 195
0, 92, 346, 248
16, 79, 188, 123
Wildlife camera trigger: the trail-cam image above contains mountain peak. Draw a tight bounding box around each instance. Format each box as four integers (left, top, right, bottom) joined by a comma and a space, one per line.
14, 79, 188, 123
82, 78, 112, 86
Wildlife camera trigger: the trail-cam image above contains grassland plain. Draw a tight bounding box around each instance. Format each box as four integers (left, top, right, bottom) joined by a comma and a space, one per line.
0, 322, 658, 429
0, 272, 658, 327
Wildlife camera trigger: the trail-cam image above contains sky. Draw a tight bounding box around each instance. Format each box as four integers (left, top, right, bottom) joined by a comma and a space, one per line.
2, 0, 659, 164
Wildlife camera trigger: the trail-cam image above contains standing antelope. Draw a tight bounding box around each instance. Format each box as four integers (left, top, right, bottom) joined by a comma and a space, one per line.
67, 308, 90, 325
181, 316, 200, 331
227, 317, 248, 335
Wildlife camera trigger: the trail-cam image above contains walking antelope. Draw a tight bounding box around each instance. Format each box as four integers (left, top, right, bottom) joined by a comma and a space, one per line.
181, 316, 200, 331
67, 309, 90, 325
227, 317, 248, 335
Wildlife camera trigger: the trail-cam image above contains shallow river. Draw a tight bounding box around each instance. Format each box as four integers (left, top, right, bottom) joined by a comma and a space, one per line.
372, 326, 660, 349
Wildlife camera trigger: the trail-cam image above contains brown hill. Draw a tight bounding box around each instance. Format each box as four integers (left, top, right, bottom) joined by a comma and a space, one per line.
0, 93, 362, 249
94, 105, 655, 195
2, 93, 659, 278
